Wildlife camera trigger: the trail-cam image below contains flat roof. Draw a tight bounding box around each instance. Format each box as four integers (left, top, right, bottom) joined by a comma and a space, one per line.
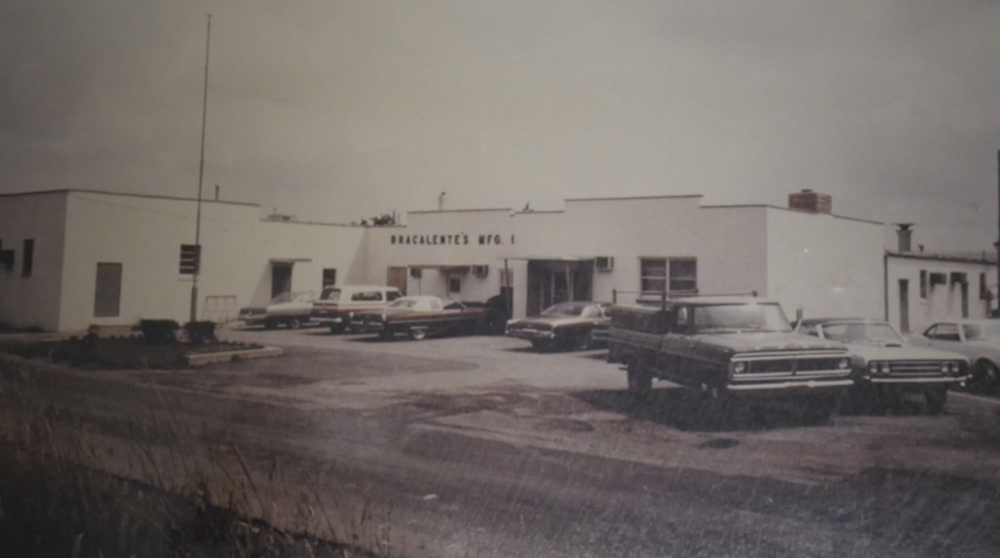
701, 203, 885, 225
886, 251, 998, 265
0, 188, 260, 208
565, 194, 703, 202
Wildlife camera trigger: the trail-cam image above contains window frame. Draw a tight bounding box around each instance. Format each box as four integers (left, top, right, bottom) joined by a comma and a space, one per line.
639, 257, 698, 297
21, 239, 34, 278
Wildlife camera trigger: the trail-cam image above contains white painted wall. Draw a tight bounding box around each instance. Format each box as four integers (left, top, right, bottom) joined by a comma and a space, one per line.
57, 192, 366, 331
0, 191, 68, 330
765, 209, 886, 321
886, 256, 994, 333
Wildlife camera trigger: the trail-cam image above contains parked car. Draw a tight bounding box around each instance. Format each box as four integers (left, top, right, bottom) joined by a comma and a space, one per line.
797, 318, 969, 414
238, 291, 317, 329
506, 301, 612, 351
607, 296, 853, 418
910, 319, 1000, 394
352, 295, 489, 341
311, 285, 402, 333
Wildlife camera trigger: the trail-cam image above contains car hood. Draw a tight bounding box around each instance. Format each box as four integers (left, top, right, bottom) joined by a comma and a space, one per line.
844, 342, 967, 362
510, 316, 598, 328
696, 332, 846, 355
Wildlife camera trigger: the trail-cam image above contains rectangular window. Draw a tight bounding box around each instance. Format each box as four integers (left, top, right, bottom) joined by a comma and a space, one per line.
0, 250, 13, 273
322, 268, 337, 288
981, 272, 989, 300
919, 270, 927, 300
21, 239, 34, 277
449, 277, 462, 293
640, 258, 698, 295
94, 263, 123, 317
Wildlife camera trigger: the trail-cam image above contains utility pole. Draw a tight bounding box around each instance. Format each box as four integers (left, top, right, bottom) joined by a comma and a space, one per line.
995, 149, 1000, 315
191, 14, 212, 323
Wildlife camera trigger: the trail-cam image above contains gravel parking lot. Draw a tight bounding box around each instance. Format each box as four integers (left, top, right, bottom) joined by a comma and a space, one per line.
9, 325, 1000, 557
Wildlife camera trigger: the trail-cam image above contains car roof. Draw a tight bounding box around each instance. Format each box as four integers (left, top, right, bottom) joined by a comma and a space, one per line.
674, 296, 781, 305
397, 295, 443, 302
928, 319, 997, 326
799, 317, 885, 326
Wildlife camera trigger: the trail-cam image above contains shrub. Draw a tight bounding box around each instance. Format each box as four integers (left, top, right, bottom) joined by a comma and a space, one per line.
184, 321, 217, 345
139, 320, 180, 345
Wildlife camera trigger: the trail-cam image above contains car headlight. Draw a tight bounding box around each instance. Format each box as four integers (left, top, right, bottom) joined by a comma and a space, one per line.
732, 361, 746, 374
940, 362, 950, 374
868, 362, 878, 375
838, 358, 850, 370
880, 362, 891, 374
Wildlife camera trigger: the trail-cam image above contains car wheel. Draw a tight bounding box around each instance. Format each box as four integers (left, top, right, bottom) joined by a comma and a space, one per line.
530, 340, 552, 352
925, 386, 948, 415
626, 359, 652, 396
264, 319, 278, 330
971, 360, 1000, 394
287, 317, 302, 329
408, 327, 428, 341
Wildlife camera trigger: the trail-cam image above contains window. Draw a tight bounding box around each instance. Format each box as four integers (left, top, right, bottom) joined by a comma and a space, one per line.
387, 290, 402, 301
351, 291, 382, 302
924, 323, 960, 342
0, 249, 13, 273
449, 277, 461, 294
94, 263, 123, 317
981, 273, 990, 300
640, 258, 698, 295
20, 239, 33, 277
919, 270, 927, 300
322, 268, 337, 288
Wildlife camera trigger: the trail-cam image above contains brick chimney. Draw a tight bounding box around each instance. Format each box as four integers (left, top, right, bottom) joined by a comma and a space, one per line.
896, 224, 913, 253
788, 189, 832, 214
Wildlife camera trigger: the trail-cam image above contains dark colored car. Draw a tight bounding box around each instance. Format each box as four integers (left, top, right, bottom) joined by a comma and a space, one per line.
351, 295, 489, 341
506, 301, 612, 351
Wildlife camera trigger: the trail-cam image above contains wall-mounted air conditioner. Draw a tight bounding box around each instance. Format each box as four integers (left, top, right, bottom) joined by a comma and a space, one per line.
472, 265, 489, 278
409, 268, 423, 278
594, 257, 614, 272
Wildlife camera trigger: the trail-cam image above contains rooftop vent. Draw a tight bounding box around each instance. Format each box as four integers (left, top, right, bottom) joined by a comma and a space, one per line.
788, 189, 832, 214
896, 223, 913, 253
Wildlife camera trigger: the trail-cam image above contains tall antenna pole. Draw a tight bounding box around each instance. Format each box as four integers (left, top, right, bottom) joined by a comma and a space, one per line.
191, 14, 212, 323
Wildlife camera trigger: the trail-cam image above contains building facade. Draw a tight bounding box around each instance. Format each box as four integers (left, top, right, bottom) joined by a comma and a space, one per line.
1, 188, 993, 333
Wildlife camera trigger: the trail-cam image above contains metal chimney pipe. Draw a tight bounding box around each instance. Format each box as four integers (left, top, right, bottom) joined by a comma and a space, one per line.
896, 223, 913, 253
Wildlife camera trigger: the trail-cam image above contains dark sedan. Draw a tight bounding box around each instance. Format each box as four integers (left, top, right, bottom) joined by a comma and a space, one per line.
506, 301, 612, 351
351, 295, 489, 341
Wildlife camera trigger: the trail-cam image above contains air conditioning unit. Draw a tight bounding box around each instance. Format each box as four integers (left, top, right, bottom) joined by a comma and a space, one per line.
472, 265, 489, 278
409, 268, 423, 278
594, 257, 614, 272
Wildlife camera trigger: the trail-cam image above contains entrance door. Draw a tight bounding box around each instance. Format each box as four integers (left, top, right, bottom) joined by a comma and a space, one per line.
899, 279, 910, 333
94, 263, 123, 317
961, 280, 969, 319
387, 267, 408, 295
271, 264, 292, 299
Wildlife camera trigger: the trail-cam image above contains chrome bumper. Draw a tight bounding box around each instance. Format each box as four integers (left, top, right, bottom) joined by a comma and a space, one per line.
726, 378, 854, 392
507, 329, 555, 340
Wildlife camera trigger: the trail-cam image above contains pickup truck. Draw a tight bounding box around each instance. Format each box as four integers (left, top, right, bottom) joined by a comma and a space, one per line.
607, 296, 854, 417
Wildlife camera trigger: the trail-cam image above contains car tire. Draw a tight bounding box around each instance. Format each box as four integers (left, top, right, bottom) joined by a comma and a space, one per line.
408, 327, 427, 341
925, 386, 948, 415
626, 359, 652, 396
530, 340, 552, 352
971, 360, 1000, 394
287, 317, 302, 329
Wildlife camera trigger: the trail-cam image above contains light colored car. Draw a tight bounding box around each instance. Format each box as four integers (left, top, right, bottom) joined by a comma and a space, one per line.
310, 285, 402, 333
909, 319, 1000, 394
506, 301, 612, 351
351, 295, 489, 341
238, 291, 317, 329
798, 318, 969, 414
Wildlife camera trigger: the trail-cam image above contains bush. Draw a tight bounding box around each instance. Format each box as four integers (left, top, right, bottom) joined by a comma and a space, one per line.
139, 320, 180, 345
184, 321, 217, 345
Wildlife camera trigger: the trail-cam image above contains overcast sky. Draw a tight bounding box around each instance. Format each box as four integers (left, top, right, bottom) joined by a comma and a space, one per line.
2, 1, 999, 249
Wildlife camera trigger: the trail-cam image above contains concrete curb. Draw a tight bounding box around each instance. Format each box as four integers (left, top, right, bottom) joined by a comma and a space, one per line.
186, 346, 284, 367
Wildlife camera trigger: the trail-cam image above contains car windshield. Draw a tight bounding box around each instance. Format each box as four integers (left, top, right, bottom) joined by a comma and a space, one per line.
963, 324, 1000, 341
693, 303, 791, 333
820, 322, 903, 344
388, 298, 430, 310
269, 293, 295, 304
541, 302, 591, 317
320, 288, 341, 301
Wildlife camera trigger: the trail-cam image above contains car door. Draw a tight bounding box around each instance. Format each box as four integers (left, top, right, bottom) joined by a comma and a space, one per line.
657, 306, 692, 385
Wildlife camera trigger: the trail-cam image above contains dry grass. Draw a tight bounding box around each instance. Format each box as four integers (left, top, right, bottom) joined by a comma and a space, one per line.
0, 356, 392, 558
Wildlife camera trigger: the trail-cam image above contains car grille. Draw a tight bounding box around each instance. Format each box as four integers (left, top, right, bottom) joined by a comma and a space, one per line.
735, 352, 849, 380
886, 360, 947, 377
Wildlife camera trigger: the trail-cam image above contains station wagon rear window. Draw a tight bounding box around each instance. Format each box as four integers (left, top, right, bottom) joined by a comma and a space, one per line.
320, 288, 341, 301
352, 291, 383, 302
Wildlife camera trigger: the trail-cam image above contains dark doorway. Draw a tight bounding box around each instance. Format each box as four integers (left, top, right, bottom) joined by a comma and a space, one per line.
95, 263, 123, 317
322, 268, 337, 288
271, 264, 292, 299
898, 279, 910, 333
387, 267, 407, 295
961, 280, 969, 319
526, 260, 594, 316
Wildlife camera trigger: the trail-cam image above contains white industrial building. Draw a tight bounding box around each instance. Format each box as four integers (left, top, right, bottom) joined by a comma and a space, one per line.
0, 188, 995, 333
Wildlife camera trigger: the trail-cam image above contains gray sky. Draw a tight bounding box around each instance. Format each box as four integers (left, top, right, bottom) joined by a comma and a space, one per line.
2, 0, 999, 249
